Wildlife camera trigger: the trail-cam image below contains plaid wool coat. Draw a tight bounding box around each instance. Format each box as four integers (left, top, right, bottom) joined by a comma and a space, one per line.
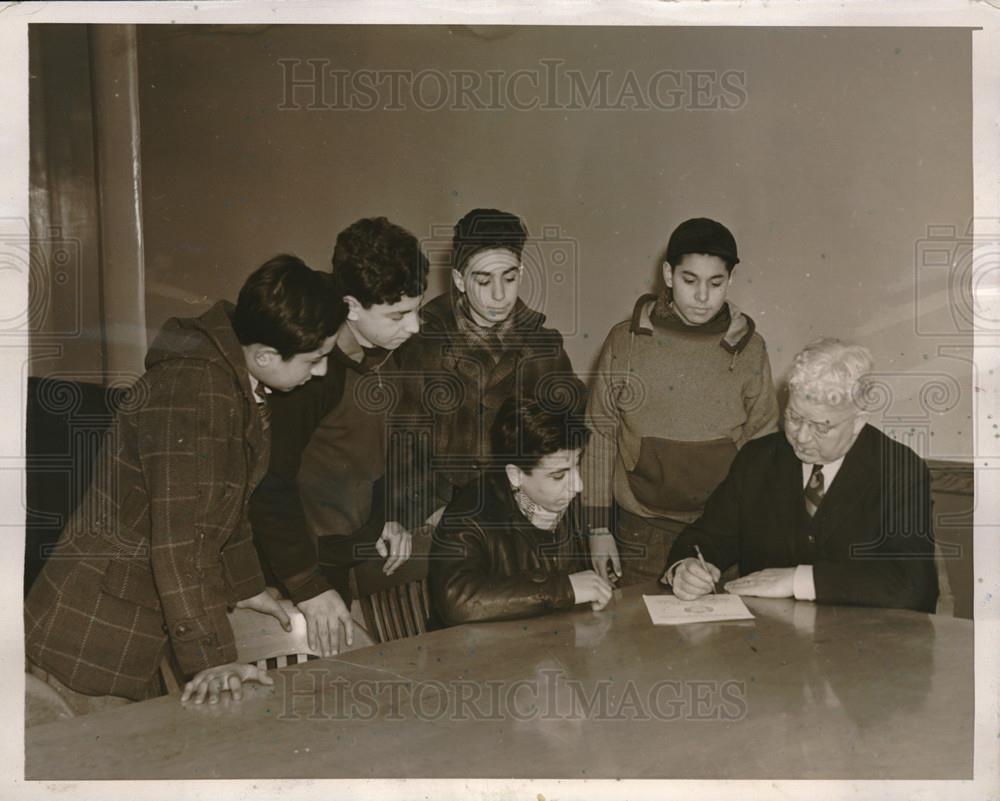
25, 301, 269, 700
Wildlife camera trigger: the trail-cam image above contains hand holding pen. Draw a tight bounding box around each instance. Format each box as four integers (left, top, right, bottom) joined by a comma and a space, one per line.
669, 546, 723, 600
694, 545, 719, 595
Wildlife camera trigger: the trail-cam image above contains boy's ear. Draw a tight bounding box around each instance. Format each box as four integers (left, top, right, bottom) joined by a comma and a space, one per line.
451, 269, 467, 295
504, 463, 524, 490
248, 343, 280, 366
344, 295, 362, 321
662, 261, 674, 288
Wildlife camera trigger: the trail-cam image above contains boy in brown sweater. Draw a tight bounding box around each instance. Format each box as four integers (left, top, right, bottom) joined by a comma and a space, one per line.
582, 218, 779, 586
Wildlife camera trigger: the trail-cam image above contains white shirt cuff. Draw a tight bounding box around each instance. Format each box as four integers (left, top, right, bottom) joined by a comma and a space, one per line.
792, 564, 816, 601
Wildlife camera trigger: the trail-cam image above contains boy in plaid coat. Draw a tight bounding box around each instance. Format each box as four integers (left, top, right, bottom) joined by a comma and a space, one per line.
25, 255, 344, 707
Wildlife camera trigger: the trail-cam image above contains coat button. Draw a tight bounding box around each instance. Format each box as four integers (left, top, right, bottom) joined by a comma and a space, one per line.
175, 623, 189, 636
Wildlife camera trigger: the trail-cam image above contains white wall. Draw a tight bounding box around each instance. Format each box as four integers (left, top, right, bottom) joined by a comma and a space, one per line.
137, 24, 973, 460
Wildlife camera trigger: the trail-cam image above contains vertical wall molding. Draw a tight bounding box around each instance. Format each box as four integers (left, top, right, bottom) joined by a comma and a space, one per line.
28, 25, 104, 382
89, 24, 147, 384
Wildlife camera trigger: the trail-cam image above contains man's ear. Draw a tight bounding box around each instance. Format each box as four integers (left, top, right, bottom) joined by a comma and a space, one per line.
451, 269, 467, 295
344, 294, 362, 321
662, 261, 674, 289
505, 463, 524, 490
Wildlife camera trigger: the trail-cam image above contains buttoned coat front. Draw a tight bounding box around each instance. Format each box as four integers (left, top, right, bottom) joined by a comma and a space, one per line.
392, 293, 586, 527
25, 302, 268, 700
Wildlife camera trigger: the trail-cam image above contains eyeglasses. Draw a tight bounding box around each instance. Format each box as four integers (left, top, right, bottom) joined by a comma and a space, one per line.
784, 407, 856, 438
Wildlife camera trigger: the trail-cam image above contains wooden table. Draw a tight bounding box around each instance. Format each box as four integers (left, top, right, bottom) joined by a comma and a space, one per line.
25, 584, 973, 780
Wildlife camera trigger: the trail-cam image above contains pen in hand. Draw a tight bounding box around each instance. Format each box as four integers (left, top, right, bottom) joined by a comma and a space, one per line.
693, 544, 718, 595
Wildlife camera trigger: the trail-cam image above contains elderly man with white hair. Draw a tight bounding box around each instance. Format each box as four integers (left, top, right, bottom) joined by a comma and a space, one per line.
663, 338, 938, 612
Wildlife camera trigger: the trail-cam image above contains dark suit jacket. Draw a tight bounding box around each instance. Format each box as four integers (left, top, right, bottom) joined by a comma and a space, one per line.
666, 425, 939, 613
25, 302, 268, 700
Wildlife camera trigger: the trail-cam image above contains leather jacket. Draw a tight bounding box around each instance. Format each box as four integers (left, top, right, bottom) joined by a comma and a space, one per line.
429, 472, 587, 627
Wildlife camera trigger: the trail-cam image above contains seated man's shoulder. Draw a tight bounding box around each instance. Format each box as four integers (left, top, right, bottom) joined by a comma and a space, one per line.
859, 424, 930, 474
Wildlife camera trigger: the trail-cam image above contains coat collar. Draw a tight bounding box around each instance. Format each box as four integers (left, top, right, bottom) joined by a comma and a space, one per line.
147, 300, 255, 402
420, 292, 547, 339
629, 292, 757, 355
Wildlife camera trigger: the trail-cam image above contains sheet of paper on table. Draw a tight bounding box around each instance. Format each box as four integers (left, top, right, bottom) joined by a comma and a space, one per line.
643, 593, 755, 625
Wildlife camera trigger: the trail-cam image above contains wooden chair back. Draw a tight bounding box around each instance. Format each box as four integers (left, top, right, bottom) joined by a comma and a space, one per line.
228, 598, 321, 670
159, 594, 377, 691
349, 527, 432, 644
228, 596, 375, 669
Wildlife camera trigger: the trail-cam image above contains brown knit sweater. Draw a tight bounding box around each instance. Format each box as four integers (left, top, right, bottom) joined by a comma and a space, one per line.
582, 294, 778, 530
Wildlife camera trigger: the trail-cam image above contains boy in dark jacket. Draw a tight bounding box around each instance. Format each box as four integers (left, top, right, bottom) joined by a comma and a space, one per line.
249, 218, 429, 659
393, 208, 586, 532
25, 256, 343, 708
430, 397, 611, 626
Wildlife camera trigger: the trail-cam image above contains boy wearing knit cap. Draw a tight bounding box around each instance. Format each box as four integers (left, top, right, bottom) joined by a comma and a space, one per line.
391, 208, 585, 531
582, 217, 779, 586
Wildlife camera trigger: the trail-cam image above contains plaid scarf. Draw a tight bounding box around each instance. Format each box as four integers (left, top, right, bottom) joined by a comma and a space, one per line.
454, 294, 518, 363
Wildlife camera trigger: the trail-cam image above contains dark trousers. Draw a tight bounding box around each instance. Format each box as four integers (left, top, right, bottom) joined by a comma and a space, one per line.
615, 508, 689, 587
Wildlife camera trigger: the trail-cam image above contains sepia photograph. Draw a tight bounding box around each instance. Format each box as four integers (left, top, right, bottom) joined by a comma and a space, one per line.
3, 2, 998, 799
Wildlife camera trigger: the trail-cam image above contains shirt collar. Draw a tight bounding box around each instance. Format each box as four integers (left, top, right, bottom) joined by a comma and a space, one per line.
801, 455, 846, 488
248, 372, 268, 401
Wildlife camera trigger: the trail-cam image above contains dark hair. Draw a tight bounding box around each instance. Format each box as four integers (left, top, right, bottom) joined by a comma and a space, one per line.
233, 254, 346, 359
665, 217, 740, 274
490, 396, 590, 472
331, 217, 429, 308
452, 208, 528, 274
